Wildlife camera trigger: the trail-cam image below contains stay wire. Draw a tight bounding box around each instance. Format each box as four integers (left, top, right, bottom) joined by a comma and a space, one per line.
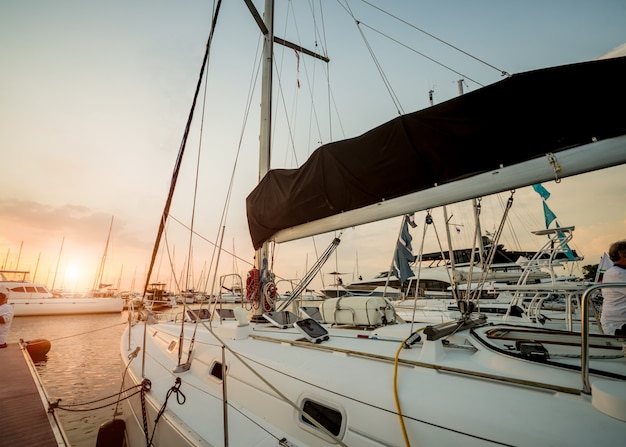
358, 0, 510, 78
336, 0, 404, 114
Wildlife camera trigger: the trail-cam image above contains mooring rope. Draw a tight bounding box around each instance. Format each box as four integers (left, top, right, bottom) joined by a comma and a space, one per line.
48, 384, 144, 413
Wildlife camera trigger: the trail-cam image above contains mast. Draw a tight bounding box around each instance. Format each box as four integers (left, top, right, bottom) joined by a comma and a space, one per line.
245, 0, 329, 318
15, 241, 23, 270
251, 0, 275, 321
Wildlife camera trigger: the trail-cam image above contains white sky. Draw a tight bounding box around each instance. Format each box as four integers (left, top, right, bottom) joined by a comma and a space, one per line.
1, 1, 625, 293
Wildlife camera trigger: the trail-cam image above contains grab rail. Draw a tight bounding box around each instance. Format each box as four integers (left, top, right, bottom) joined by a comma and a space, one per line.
580, 282, 626, 394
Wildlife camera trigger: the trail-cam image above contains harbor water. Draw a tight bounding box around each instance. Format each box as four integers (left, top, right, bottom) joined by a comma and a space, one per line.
6, 301, 302, 446
7, 313, 129, 447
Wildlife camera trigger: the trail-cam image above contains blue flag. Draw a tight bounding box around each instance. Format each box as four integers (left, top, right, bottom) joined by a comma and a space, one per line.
542, 202, 557, 228
532, 183, 551, 201
533, 184, 576, 261
392, 215, 417, 291
555, 224, 577, 261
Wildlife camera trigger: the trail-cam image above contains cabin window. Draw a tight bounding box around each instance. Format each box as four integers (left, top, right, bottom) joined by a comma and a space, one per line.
26, 286, 37, 293
36, 287, 48, 293
300, 399, 343, 436
209, 361, 228, 381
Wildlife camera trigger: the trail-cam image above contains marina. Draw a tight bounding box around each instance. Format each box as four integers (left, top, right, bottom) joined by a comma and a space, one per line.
2, 2, 626, 447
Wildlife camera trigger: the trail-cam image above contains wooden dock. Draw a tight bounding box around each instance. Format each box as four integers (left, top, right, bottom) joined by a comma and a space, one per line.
0, 342, 68, 446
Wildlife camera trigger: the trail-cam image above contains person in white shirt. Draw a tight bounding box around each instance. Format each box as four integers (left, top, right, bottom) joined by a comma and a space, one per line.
601, 240, 626, 336
0, 291, 14, 348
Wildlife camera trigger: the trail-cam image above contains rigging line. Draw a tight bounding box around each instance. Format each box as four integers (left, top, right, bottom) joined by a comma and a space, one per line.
271, 4, 338, 265
204, 104, 260, 298
272, 48, 302, 167
197, 28, 263, 308
307, 0, 330, 61
309, 0, 339, 145
41, 322, 126, 342
294, 3, 345, 146
290, 2, 330, 152
273, 7, 329, 169
338, 0, 402, 112
168, 214, 253, 267
354, 20, 404, 114
358, 0, 510, 78
504, 196, 523, 251
463, 199, 483, 299
198, 0, 245, 300
184, 37, 212, 293
142, 0, 223, 297
471, 192, 515, 300
359, 21, 485, 88
275, 6, 300, 169
407, 213, 431, 328
430, 211, 460, 301
162, 225, 181, 294
202, 30, 264, 304
115, 346, 143, 416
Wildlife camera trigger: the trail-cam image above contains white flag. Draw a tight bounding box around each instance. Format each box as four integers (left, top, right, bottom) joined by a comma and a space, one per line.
598, 253, 614, 273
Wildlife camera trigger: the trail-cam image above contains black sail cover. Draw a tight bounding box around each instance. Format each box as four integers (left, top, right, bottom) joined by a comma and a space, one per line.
247, 56, 626, 249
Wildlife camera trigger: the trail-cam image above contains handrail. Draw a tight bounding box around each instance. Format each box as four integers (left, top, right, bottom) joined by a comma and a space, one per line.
502, 283, 590, 329
580, 282, 626, 394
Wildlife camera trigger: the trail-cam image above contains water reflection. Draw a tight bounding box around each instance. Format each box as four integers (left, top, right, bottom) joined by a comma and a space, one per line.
8, 313, 127, 447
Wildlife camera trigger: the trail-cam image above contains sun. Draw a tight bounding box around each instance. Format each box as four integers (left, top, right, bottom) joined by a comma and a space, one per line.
64, 265, 81, 286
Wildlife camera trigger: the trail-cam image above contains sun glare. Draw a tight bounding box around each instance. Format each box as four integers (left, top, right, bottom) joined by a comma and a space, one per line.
64, 265, 81, 287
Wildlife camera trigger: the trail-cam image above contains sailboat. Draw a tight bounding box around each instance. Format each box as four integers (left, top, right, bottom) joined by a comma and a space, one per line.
117, 3, 626, 446
1, 269, 124, 316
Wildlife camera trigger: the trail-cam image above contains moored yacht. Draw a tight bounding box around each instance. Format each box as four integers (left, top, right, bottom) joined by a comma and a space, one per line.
1, 269, 124, 316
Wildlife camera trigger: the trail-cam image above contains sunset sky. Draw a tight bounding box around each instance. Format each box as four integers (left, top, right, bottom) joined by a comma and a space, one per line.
1, 1, 625, 294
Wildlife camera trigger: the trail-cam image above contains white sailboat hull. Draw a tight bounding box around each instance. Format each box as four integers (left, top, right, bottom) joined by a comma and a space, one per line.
11, 297, 124, 316
120, 315, 626, 446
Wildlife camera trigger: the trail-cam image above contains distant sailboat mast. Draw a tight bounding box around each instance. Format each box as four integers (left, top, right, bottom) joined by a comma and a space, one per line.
93, 216, 114, 292
50, 236, 64, 292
